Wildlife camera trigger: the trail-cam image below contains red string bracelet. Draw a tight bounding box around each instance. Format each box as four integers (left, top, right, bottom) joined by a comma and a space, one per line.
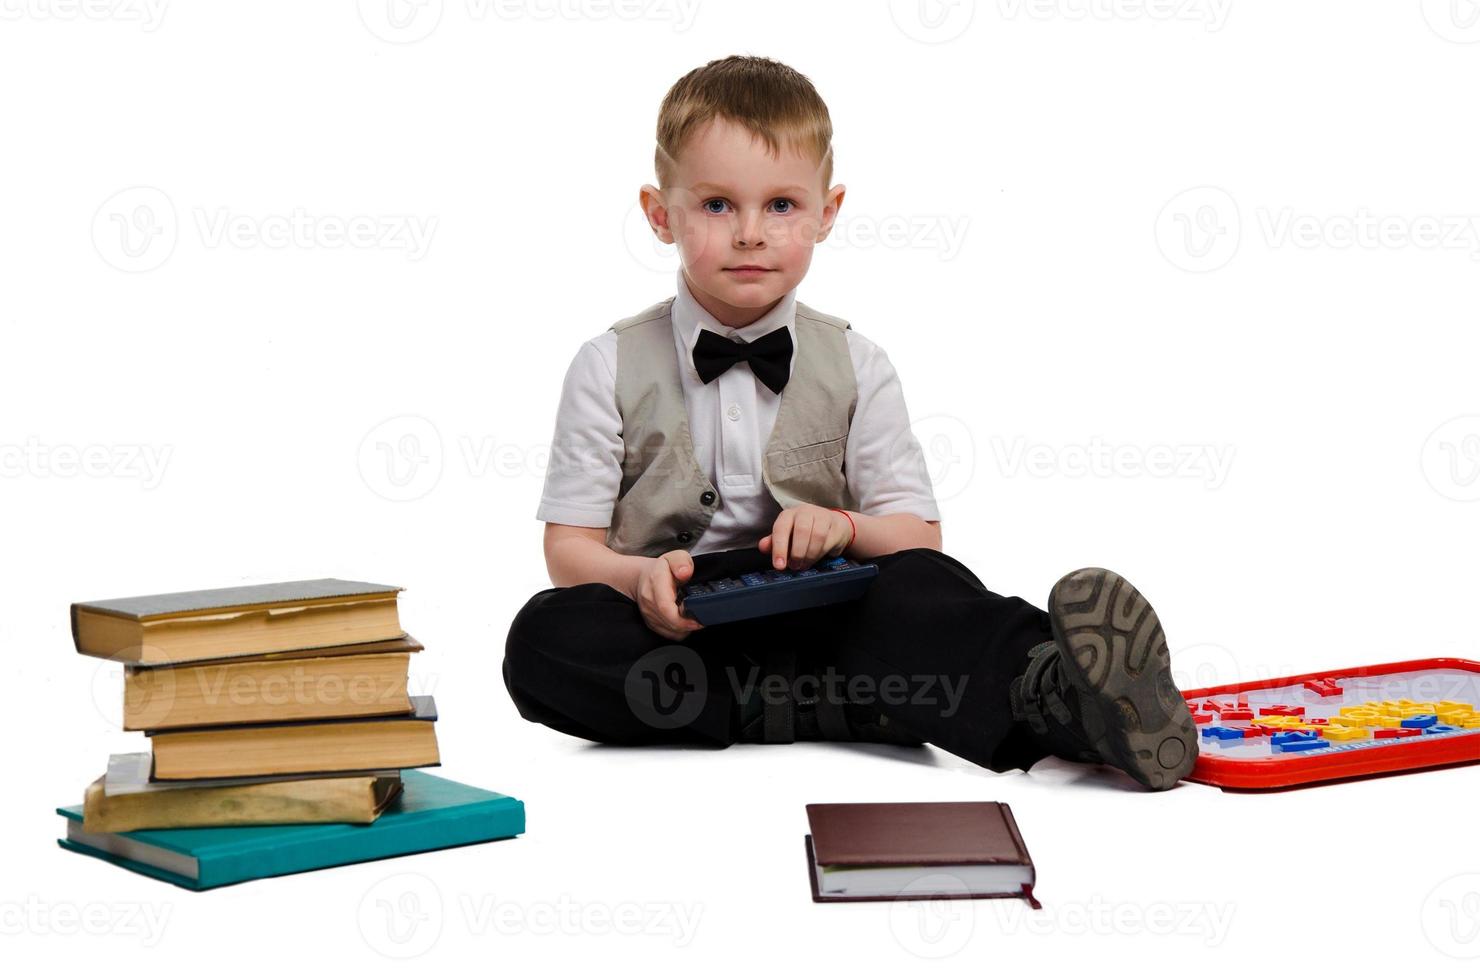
830, 507, 856, 550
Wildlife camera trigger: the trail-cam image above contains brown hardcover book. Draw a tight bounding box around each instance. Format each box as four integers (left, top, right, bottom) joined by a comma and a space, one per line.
82, 754, 403, 832
804, 801, 1041, 907
149, 696, 440, 780
122, 643, 420, 730
72, 578, 405, 666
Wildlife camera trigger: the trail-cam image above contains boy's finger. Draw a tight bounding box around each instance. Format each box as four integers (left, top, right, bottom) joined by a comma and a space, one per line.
792, 517, 816, 566
771, 514, 793, 568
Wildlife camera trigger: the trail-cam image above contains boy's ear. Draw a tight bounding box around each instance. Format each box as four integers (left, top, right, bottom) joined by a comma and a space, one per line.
639, 184, 675, 245
815, 183, 846, 243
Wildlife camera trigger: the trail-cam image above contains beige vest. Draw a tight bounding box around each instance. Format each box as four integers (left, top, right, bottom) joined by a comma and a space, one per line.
605, 297, 860, 557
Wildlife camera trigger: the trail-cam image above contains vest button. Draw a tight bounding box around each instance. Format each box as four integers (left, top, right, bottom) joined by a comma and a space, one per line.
676, 530, 693, 544
700, 490, 716, 506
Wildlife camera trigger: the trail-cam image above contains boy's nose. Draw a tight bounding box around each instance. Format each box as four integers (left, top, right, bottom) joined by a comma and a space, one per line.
733, 209, 767, 246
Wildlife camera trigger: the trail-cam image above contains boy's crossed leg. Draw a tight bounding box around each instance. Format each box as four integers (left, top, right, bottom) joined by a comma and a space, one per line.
502, 547, 1197, 789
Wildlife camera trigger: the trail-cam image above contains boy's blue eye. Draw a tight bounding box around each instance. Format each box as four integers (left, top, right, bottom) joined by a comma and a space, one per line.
699, 198, 797, 214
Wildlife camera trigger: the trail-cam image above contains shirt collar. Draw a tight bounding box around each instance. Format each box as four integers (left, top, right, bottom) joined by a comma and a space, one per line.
672, 268, 799, 381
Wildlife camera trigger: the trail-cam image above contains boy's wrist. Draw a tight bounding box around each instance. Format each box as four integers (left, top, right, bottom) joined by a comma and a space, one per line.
830, 507, 857, 552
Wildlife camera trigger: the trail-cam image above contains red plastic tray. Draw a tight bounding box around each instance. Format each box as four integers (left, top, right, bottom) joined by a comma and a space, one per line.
1180, 657, 1480, 790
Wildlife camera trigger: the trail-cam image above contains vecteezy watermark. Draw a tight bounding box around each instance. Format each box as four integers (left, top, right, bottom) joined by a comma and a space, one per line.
92, 186, 178, 273
888, 877, 1235, 957
888, 0, 976, 43
889, 0, 1231, 44
359, 872, 444, 959
899, 414, 975, 504
992, 0, 1232, 30
356, 0, 700, 43
358, 415, 445, 503
1421, 415, 1480, 503
623, 652, 968, 734
193, 208, 437, 258
0, 0, 169, 29
1155, 186, 1241, 273
990, 436, 1236, 490
458, 893, 702, 945
625, 645, 707, 730
0, 896, 172, 946
624, 201, 971, 273
888, 873, 979, 958
727, 665, 968, 718
1422, 873, 1480, 959
92, 186, 438, 272
0, 437, 172, 489
1156, 186, 1480, 272
988, 893, 1236, 944
817, 213, 972, 261
357, 872, 702, 958
1421, 0, 1480, 43
356, 415, 574, 503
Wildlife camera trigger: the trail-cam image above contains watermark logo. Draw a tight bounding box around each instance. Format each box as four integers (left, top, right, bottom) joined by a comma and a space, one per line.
0, 437, 172, 488
1422, 873, 1480, 958
1421, 416, 1480, 502
92, 187, 437, 271
624, 201, 681, 274
888, 0, 976, 43
0, 0, 169, 29
906, 414, 977, 503
358, 872, 444, 959
92, 186, 177, 273
1155, 186, 1241, 273
358, 0, 699, 42
818, 213, 971, 260
888, 873, 978, 957
0, 897, 172, 946
357, 0, 444, 43
625, 645, 706, 730
1421, 0, 1480, 43
993, 0, 1232, 30
991, 436, 1236, 489
989, 894, 1236, 944
358, 415, 444, 502
1157, 187, 1480, 272
459, 893, 702, 943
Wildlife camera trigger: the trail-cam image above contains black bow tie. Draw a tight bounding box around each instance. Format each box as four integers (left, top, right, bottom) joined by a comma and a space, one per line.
691, 326, 793, 395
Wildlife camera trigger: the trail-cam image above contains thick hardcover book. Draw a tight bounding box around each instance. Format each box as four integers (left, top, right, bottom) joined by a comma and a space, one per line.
81, 753, 403, 832
804, 801, 1041, 907
72, 578, 405, 666
148, 696, 439, 780
123, 649, 416, 731
57, 769, 524, 890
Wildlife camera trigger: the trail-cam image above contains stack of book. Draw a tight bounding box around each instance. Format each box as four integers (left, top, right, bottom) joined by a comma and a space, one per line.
71, 579, 440, 832
59, 578, 525, 890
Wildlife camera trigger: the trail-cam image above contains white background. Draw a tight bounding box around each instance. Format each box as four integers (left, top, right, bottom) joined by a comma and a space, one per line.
5, 0, 1480, 972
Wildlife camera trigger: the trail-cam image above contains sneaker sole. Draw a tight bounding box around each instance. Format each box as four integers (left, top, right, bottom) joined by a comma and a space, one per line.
1046, 567, 1198, 790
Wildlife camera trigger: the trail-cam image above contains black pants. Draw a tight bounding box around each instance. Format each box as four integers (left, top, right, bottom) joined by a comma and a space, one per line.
502, 546, 1057, 773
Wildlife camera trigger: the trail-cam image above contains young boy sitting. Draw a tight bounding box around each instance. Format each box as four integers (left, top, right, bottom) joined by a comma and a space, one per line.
503, 55, 1199, 791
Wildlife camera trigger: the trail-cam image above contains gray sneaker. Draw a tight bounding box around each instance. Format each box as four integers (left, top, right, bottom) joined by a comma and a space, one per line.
1031, 567, 1198, 790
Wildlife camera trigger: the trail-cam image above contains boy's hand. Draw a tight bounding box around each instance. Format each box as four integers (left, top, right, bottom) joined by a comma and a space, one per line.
630, 550, 706, 641
759, 504, 852, 571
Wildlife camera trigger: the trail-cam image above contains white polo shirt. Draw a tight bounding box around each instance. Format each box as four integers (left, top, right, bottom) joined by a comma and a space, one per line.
536, 269, 941, 555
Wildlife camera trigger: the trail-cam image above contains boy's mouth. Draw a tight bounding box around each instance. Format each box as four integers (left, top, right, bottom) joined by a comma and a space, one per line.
724, 265, 773, 274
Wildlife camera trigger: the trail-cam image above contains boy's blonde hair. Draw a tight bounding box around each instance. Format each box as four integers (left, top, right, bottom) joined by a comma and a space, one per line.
655, 55, 834, 193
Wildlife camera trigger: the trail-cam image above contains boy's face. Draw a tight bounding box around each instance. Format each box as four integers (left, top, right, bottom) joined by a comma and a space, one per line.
640, 116, 845, 326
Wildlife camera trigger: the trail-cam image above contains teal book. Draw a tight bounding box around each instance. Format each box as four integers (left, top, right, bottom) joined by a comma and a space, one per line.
56, 769, 524, 890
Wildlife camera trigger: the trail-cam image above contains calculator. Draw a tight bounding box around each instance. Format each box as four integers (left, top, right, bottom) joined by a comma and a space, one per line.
678, 556, 879, 626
